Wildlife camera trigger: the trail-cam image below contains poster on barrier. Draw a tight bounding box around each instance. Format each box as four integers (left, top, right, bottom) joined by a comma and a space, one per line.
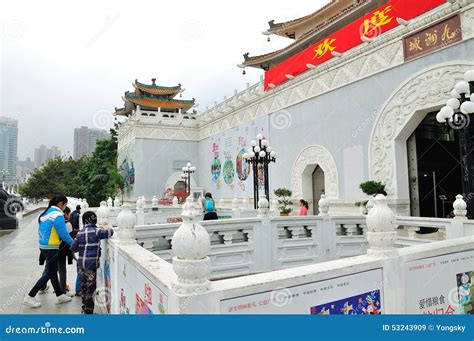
116, 253, 168, 315
404, 250, 474, 314
220, 269, 383, 314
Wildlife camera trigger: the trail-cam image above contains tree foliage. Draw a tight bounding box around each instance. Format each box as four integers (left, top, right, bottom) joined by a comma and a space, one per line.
20, 126, 123, 207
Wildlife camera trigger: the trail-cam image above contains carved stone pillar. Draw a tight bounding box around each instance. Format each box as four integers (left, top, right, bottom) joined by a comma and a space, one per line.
366, 194, 398, 257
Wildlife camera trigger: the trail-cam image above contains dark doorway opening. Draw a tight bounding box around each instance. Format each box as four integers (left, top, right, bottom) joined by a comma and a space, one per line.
409, 112, 463, 220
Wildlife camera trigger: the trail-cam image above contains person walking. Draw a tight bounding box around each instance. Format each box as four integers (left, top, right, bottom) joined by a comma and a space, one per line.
299, 199, 309, 216
202, 192, 218, 220
57, 206, 76, 297
71, 211, 114, 314
70, 204, 81, 296
23, 195, 75, 308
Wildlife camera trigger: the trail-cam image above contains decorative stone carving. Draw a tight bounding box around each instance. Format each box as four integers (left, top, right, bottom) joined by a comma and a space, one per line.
366, 194, 398, 257
171, 197, 211, 295
82, 199, 89, 210
369, 62, 474, 197
96, 201, 109, 226
113, 197, 121, 208
136, 197, 145, 213
318, 194, 329, 216
117, 204, 136, 243
291, 145, 339, 200
107, 197, 113, 208
257, 197, 269, 217
453, 194, 467, 220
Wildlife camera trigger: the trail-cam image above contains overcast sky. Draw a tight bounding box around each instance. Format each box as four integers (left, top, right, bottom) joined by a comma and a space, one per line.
1, 0, 329, 160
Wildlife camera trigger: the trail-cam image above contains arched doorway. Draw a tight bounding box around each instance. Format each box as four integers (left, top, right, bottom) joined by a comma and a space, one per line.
291, 145, 339, 214
369, 61, 474, 215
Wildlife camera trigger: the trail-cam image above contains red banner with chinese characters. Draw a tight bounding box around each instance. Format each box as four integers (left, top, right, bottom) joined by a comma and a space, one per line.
264, 0, 446, 90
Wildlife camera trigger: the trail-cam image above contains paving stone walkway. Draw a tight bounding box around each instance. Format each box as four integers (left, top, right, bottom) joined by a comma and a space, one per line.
0, 214, 82, 314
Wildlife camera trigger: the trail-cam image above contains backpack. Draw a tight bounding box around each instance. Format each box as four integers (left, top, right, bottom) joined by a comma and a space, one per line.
205, 199, 215, 212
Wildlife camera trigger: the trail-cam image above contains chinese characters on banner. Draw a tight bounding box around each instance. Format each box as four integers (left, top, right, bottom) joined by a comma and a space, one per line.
264, 0, 446, 90
404, 250, 474, 315
220, 269, 383, 314
403, 15, 462, 61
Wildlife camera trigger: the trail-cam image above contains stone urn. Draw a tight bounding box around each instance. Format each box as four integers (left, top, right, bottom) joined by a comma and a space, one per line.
365, 194, 397, 256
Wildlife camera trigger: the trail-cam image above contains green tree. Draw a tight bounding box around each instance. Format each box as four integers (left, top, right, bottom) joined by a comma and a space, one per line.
78, 127, 123, 207
21, 126, 123, 207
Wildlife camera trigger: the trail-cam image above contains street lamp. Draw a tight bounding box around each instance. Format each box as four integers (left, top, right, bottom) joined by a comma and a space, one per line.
181, 162, 196, 197
436, 69, 474, 218
243, 134, 277, 209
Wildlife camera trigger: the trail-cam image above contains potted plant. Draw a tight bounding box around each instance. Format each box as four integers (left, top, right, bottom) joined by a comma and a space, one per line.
356, 181, 386, 215
274, 188, 293, 216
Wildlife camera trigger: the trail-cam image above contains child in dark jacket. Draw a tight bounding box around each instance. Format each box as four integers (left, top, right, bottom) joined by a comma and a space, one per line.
70, 211, 114, 314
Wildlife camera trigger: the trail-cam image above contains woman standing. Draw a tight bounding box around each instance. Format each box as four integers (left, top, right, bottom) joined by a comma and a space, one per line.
23, 195, 75, 308
299, 199, 309, 216
203, 192, 218, 220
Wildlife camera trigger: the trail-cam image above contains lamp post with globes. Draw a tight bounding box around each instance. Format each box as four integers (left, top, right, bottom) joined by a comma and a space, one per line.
0, 169, 9, 191
181, 162, 196, 197
243, 134, 277, 209
436, 69, 474, 218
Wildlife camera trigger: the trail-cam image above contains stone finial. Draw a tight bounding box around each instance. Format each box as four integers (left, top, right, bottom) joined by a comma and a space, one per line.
117, 204, 136, 242
318, 194, 329, 216
96, 201, 109, 226
453, 194, 467, 220
365, 194, 398, 257
152, 195, 159, 211
232, 197, 239, 211
270, 198, 279, 211
257, 197, 269, 217
172, 196, 179, 207
240, 197, 249, 210
107, 196, 113, 207
140, 196, 146, 207
113, 197, 121, 208
171, 197, 211, 294
82, 199, 89, 210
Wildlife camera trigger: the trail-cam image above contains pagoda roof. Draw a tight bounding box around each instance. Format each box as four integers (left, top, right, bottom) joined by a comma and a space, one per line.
124, 91, 195, 109
243, 0, 378, 69
266, 0, 355, 38
134, 79, 182, 96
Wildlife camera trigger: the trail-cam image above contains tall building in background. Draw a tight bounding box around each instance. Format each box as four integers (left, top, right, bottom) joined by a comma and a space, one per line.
34, 145, 61, 168
0, 117, 18, 185
73, 126, 109, 159
16, 157, 34, 182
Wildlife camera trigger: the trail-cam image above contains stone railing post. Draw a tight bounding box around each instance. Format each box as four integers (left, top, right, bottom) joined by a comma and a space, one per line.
136, 197, 145, 225
172, 196, 179, 207
257, 197, 269, 218
107, 196, 113, 208
366, 194, 398, 257
232, 197, 240, 218
82, 199, 89, 210
453, 194, 467, 220
171, 197, 211, 294
96, 201, 109, 226
113, 196, 121, 208
152, 196, 159, 211
318, 194, 329, 216
117, 204, 136, 243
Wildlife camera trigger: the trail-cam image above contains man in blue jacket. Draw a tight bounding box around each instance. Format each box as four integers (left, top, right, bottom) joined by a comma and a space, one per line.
23, 195, 75, 308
